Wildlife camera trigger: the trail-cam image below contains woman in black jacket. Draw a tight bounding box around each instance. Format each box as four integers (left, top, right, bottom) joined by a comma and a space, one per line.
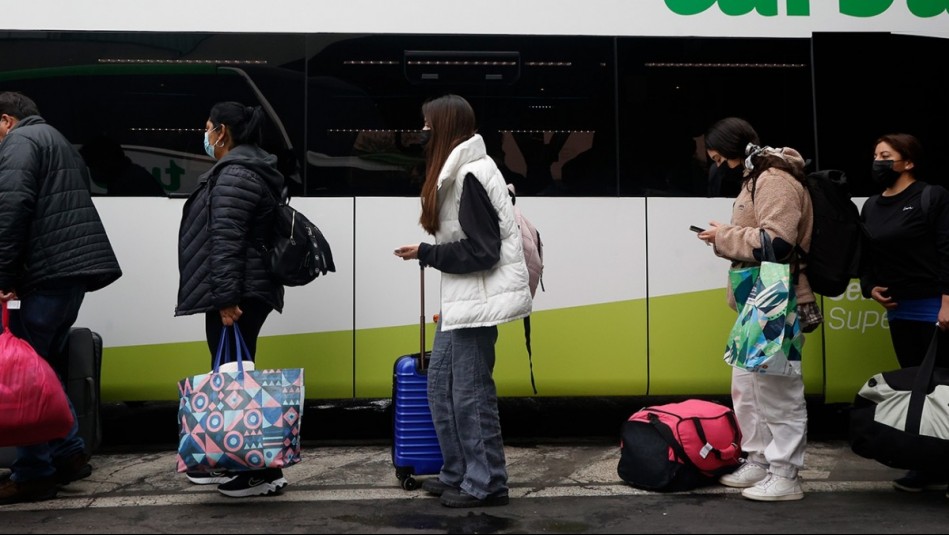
859, 132, 949, 493
175, 101, 286, 497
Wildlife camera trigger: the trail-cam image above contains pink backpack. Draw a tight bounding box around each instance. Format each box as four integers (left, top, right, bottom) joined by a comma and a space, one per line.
507, 184, 544, 394
508, 184, 543, 297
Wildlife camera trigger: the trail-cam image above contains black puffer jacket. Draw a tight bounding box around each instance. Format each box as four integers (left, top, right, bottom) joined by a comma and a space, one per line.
0, 116, 122, 295
175, 144, 285, 316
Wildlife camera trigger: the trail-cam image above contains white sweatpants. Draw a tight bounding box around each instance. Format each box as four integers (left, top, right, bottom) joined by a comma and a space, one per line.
731, 367, 807, 478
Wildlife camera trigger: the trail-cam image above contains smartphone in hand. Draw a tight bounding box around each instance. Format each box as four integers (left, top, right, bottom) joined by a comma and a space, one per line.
689, 225, 705, 233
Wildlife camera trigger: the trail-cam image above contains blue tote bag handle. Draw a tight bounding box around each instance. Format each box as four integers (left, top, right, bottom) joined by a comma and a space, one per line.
211, 323, 253, 373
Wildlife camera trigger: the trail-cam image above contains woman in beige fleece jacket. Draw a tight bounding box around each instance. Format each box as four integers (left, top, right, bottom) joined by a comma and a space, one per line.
697, 117, 814, 502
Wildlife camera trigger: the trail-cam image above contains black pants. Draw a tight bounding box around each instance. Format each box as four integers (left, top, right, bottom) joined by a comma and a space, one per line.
888, 319, 949, 369
204, 298, 273, 369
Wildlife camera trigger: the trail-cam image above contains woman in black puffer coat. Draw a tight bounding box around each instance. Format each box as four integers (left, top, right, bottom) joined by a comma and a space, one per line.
175, 102, 289, 497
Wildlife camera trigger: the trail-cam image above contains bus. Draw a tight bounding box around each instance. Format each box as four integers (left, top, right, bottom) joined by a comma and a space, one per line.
1, 1, 948, 406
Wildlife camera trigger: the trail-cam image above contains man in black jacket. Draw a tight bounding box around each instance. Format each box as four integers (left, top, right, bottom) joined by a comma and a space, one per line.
0, 92, 122, 505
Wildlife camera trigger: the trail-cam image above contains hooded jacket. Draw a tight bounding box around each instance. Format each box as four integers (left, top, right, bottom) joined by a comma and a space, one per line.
0, 115, 122, 295
175, 144, 285, 316
713, 147, 815, 307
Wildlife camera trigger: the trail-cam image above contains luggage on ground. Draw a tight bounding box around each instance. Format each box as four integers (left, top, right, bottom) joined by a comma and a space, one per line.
392, 264, 443, 490
618, 399, 743, 492
62, 327, 104, 454
849, 330, 949, 472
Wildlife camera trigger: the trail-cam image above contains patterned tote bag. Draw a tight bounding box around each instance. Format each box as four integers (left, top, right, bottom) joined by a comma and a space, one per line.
176, 324, 304, 473
723, 230, 803, 376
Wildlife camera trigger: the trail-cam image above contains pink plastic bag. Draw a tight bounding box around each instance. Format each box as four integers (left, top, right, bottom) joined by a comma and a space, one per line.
0, 302, 74, 446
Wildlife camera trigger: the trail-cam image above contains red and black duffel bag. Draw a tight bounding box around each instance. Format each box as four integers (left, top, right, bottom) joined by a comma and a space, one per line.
618, 399, 743, 492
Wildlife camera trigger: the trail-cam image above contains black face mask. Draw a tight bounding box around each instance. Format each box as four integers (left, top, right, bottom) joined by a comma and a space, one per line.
714, 162, 744, 196
418, 130, 431, 147
871, 160, 901, 189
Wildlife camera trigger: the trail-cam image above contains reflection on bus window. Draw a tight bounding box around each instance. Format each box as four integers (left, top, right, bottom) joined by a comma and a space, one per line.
80, 135, 166, 197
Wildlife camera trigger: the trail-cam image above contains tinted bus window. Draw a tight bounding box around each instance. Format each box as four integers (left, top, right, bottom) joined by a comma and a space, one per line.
616, 37, 814, 197
813, 32, 949, 197
303, 34, 616, 197
0, 32, 306, 196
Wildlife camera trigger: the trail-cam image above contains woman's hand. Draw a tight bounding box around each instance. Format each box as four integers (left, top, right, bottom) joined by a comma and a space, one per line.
0, 290, 17, 302
393, 244, 420, 260
870, 286, 897, 310
938, 295, 949, 331
220, 305, 243, 326
697, 221, 721, 247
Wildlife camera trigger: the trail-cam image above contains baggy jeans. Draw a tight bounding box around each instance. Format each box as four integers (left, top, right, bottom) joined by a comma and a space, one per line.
7, 285, 87, 483
427, 320, 507, 500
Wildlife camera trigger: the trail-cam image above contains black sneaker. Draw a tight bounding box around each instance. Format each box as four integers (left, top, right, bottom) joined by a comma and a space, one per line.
217, 469, 287, 498
421, 478, 456, 496
440, 488, 509, 508
186, 470, 236, 485
892, 470, 948, 492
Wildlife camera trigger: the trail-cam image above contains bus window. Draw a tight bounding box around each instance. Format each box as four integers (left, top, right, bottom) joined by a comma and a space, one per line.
303, 34, 617, 197
616, 37, 814, 197
0, 32, 306, 197
813, 32, 949, 197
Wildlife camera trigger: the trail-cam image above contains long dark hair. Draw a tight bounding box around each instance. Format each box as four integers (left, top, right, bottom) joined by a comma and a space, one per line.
208, 101, 265, 147
705, 117, 759, 160
418, 95, 477, 235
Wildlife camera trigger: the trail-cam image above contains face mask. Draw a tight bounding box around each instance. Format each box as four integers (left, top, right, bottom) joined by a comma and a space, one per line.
716, 161, 743, 182
871, 160, 901, 188
204, 131, 216, 159
418, 129, 431, 146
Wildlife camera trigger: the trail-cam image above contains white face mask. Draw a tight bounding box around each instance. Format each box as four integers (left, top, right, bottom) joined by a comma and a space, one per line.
204, 131, 216, 159
204, 125, 220, 159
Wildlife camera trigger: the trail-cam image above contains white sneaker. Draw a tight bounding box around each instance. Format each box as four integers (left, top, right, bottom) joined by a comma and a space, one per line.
741, 474, 804, 502
719, 461, 768, 488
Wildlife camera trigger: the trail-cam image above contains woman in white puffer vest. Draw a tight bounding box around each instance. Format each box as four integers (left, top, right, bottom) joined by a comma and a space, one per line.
394, 94, 532, 508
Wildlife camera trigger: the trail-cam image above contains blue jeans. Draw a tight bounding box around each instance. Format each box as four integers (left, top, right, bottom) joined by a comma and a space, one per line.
6, 285, 86, 483
427, 320, 507, 499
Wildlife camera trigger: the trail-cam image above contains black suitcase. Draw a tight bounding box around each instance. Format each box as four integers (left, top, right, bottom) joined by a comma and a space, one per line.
0, 327, 103, 467
64, 327, 103, 454
392, 264, 443, 490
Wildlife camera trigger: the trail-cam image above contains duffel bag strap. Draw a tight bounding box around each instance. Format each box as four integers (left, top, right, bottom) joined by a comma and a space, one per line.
907, 328, 941, 434
647, 413, 695, 468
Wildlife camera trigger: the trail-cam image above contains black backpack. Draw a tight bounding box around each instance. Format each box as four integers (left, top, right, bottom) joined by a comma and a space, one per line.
266, 187, 335, 286
799, 169, 862, 298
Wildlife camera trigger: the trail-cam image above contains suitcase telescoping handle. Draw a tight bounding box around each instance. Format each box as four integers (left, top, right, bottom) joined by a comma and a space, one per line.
419, 262, 427, 371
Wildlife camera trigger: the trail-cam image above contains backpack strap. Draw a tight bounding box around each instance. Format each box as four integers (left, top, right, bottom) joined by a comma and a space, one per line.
921, 183, 933, 221
523, 316, 537, 395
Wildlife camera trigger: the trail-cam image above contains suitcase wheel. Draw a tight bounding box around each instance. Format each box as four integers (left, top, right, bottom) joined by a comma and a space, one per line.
401, 476, 419, 491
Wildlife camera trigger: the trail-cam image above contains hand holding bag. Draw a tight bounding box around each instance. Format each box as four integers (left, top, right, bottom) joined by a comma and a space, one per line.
723, 230, 803, 376
176, 324, 304, 473
849, 329, 949, 472
0, 301, 74, 446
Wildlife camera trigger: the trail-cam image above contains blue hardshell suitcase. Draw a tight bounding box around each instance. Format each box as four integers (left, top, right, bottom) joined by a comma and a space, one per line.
391, 264, 443, 490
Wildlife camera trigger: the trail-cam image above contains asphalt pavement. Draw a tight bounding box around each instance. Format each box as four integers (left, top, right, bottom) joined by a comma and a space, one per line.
1, 398, 946, 533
